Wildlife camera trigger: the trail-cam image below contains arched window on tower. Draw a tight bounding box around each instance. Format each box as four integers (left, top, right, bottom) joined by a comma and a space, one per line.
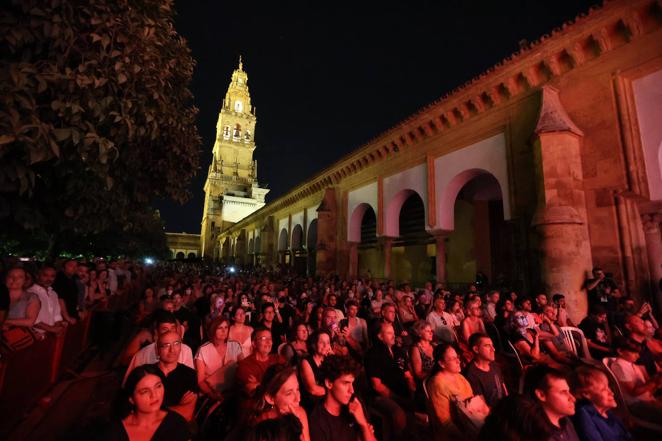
233, 124, 241, 140
244, 130, 251, 142
234, 100, 243, 113
223, 126, 230, 139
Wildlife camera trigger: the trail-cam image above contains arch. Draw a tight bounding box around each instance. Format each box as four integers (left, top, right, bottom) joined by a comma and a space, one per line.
348, 203, 376, 243
176, 251, 185, 260
187, 252, 196, 259
291, 224, 304, 250
307, 219, 318, 250
438, 169, 503, 231
384, 189, 426, 237
278, 228, 289, 251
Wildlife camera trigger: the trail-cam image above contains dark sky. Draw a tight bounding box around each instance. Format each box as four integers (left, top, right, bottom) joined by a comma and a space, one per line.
156, 0, 602, 234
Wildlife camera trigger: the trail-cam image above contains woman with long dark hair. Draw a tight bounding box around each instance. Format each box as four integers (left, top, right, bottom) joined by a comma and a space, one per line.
248, 364, 310, 441
103, 364, 190, 441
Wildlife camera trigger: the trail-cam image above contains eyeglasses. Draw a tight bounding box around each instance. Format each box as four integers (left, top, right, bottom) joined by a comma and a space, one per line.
158, 340, 182, 350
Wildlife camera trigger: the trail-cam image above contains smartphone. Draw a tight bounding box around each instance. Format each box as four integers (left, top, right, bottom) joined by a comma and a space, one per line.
339, 318, 349, 331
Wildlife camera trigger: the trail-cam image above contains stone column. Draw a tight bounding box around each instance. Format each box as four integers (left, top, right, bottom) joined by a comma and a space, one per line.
348, 241, 359, 279
430, 230, 450, 285
642, 213, 662, 313
532, 86, 593, 325
380, 237, 394, 279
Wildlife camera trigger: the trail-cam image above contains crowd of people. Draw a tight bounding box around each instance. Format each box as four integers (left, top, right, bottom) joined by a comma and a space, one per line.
2, 259, 661, 441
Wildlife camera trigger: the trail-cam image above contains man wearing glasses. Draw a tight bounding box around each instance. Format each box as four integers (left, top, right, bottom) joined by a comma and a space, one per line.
152, 331, 198, 421
235, 327, 284, 398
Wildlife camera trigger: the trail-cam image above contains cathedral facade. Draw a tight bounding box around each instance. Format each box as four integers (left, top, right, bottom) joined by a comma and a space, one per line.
200, 58, 269, 259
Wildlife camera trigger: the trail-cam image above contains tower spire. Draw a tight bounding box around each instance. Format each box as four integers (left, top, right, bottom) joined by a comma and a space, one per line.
238, 55, 243, 71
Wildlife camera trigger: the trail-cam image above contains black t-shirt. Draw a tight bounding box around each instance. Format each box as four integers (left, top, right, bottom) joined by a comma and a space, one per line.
464, 362, 505, 408
280, 303, 296, 328
101, 410, 190, 441
579, 317, 611, 358
154, 363, 198, 407
309, 401, 361, 441
53, 271, 79, 318
175, 307, 201, 351
365, 340, 409, 398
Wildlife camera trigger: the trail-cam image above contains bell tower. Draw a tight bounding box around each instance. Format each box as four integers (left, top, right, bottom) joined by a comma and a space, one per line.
201, 57, 269, 259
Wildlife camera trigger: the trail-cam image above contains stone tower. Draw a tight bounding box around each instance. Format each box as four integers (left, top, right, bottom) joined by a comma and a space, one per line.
200, 57, 269, 259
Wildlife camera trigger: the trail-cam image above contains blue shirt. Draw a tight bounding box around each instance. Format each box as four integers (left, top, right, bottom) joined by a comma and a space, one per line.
572, 399, 633, 441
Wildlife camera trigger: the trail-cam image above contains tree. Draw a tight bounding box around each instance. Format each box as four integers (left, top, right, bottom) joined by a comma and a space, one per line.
0, 0, 201, 256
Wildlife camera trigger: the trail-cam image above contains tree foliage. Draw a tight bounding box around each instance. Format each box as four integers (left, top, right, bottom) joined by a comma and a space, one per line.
0, 0, 200, 255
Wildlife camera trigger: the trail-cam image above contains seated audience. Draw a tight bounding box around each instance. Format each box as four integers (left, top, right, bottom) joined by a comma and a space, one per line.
569, 365, 633, 441
365, 322, 415, 441
124, 311, 194, 384
229, 306, 254, 358
195, 316, 243, 401
428, 343, 488, 440
281, 322, 309, 364
426, 296, 458, 343
4, 267, 39, 329
310, 355, 376, 441
523, 364, 579, 441
508, 310, 563, 369
464, 333, 507, 408
29, 265, 67, 335
152, 330, 198, 421
539, 305, 577, 365
610, 337, 662, 424
461, 299, 486, 344
248, 364, 310, 441
552, 293, 575, 327
300, 330, 332, 410
52, 259, 80, 323
136, 287, 158, 324
236, 327, 284, 398
103, 364, 190, 441
482, 291, 499, 323
579, 306, 613, 360
409, 320, 435, 382
259, 302, 287, 353
397, 294, 417, 327
622, 313, 661, 376
344, 300, 369, 354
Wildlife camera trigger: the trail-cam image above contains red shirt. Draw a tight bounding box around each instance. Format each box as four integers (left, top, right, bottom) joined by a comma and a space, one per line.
235, 353, 284, 395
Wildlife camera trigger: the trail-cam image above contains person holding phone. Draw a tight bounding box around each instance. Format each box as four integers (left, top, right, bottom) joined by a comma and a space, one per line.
309, 355, 376, 441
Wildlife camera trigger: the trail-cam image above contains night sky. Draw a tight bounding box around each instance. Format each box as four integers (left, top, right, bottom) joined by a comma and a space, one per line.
156, 0, 602, 234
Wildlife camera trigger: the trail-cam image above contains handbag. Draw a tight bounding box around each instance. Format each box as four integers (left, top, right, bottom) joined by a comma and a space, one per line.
450, 394, 489, 437
1, 326, 35, 351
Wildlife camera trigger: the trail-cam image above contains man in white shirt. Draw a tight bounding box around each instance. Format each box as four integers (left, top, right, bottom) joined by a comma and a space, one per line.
28, 266, 67, 335
426, 296, 459, 343
123, 311, 194, 385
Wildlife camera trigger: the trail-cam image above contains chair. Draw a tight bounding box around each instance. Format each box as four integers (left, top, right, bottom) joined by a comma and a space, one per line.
560, 326, 597, 363
505, 340, 525, 371
601, 357, 662, 434
422, 375, 431, 400
485, 322, 503, 353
